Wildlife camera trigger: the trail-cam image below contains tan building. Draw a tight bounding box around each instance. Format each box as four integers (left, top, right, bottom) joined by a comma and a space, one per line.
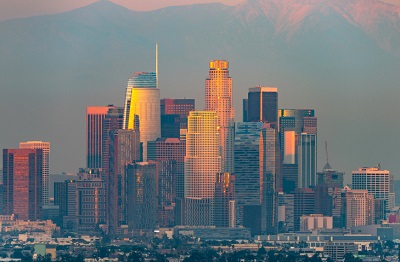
205, 60, 234, 173
300, 214, 333, 231
345, 188, 375, 228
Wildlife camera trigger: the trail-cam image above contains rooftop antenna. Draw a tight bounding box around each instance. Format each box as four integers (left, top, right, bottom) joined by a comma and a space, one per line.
325, 141, 329, 164
156, 42, 158, 88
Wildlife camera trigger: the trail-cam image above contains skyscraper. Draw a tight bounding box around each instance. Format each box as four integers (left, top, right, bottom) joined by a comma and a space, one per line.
76, 168, 106, 232
279, 109, 317, 192
124, 72, 160, 161
19, 141, 50, 206
293, 188, 315, 232
3, 148, 43, 220
101, 106, 124, 175
344, 188, 375, 228
184, 111, 221, 226
214, 173, 235, 228
352, 166, 392, 221
205, 60, 234, 173
247, 86, 278, 127
234, 122, 279, 234
126, 162, 158, 233
160, 98, 195, 130
148, 138, 186, 226
108, 128, 141, 235
87, 106, 110, 168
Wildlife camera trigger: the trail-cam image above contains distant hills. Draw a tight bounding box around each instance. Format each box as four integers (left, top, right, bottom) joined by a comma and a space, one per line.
0, 0, 399, 175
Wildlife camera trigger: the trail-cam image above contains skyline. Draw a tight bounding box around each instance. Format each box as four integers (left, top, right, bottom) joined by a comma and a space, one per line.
0, 0, 399, 184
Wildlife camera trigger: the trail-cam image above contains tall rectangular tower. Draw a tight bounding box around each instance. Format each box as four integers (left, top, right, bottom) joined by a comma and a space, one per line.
86, 106, 110, 168
3, 148, 43, 220
205, 60, 234, 173
247, 86, 278, 127
19, 141, 50, 206
184, 111, 221, 226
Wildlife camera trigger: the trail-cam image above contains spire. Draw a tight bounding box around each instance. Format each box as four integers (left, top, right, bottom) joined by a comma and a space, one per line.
156, 42, 158, 88
323, 141, 332, 171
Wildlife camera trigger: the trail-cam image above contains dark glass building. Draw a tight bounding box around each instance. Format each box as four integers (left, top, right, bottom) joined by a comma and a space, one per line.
247, 86, 278, 127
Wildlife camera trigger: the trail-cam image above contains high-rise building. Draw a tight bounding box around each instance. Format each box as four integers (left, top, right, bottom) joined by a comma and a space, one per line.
279, 109, 317, 193
126, 162, 158, 232
247, 86, 278, 127
184, 111, 221, 226
3, 148, 43, 220
214, 173, 235, 228
205, 60, 234, 173
160, 98, 195, 130
277, 192, 294, 233
76, 168, 106, 232
294, 188, 315, 232
344, 188, 375, 228
54, 179, 77, 228
101, 106, 124, 175
298, 133, 317, 188
87, 106, 110, 168
161, 114, 181, 139
108, 129, 141, 235
125, 72, 160, 161
19, 141, 50, 206
234, 122, 279, 234
148, 138, 186, 226
352, 166, 392, 221
242, 99, 248, 122
317, 163, 344, 188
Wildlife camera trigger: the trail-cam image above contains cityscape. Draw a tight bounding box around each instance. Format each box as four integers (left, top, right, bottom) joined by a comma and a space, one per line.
1, 0, 400, 261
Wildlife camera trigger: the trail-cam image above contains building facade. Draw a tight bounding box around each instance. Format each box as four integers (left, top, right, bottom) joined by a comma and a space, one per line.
214, 173, 235, 228
247, 86, 278, 127
184, 111, 221, 226
3, 148, 43, 220
87, 106, 110, 168
160, 98, 195, 130
205, 60, 234, 173
19, 141, 50, 206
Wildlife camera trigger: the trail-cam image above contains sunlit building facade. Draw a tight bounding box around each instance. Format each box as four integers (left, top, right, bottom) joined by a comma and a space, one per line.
352, 166, 392, 221
344, 188, 375, 228
184, 111, 221, 226
205, 60, 234, 173
125, 72, 160, 161
3, 148, 43, 220
19, 141, 50, 206
86, 106, 110, 169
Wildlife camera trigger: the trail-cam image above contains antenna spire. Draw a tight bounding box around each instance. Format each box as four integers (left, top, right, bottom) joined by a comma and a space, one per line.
156, 42, 158, 88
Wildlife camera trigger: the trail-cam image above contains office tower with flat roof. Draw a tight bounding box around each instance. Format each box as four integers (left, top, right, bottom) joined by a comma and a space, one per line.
234, 122, 279, 234
101, 106, 124, 175
247, 86, 278, 127
352, 166, 392, 221
108, 128, 141, 235
279, 109, 317, 193
76, 168, 106, 232
214, 173, 235, 228
125, 72, 160, 161
19, 141, 50, 206
294, 188, 315, 232
3, 148, 43, 220
148, 138, 186, 226
161, 114, 181, 139
344, 188, 375, 228
205, 60, 234, 173
184, 111, 221, 226
87, 106, 111, 168
242, 99, 248, 122
298, 133, 317, 188
126, 162, 158, 232
54, 179, 77, 228
160, 98, 195, 130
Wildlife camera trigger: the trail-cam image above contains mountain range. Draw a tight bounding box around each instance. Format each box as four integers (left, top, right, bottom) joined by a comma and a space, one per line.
0, 0, 399, 178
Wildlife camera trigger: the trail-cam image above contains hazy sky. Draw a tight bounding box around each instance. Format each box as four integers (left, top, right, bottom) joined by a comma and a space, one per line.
0, 0, 398, 20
